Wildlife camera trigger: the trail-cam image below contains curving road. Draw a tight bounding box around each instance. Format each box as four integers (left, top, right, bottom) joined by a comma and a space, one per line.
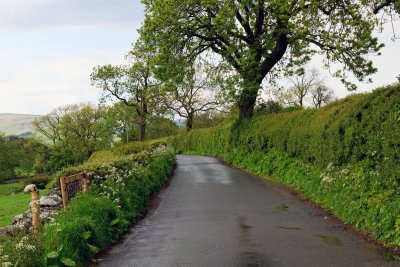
97, 155, 399, 267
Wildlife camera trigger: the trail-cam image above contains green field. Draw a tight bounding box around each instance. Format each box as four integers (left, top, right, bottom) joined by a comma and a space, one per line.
0, 182, 47, 227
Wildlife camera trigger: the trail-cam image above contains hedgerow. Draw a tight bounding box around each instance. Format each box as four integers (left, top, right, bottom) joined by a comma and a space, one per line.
171, 83, 400, 247
0, 142, 175, 266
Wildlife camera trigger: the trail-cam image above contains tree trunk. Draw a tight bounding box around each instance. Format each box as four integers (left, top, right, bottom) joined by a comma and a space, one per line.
136, 97, 148, 142
139, 112, 145, 142
186, 114, 193, 131
238, 79, 261, 118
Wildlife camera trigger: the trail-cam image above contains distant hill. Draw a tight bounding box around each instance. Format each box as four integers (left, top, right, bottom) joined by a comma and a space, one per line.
0, 114, 40, 136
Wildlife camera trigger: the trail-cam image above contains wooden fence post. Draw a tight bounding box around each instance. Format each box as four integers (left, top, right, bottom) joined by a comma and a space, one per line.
31, 190, 41, 234
60, 176, 68, 209
83, 170, 89, 193
23, 184, 41, 234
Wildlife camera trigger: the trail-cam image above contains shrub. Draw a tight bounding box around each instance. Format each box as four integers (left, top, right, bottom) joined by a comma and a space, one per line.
43, 193, 122, 266
281, 105, 304, 112
46, 151, 76, 173
256, 100, 283, 114
23, 175, 52, 189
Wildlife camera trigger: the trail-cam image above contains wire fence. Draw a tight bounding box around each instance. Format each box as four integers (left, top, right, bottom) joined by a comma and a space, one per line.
60, 171, 89, 209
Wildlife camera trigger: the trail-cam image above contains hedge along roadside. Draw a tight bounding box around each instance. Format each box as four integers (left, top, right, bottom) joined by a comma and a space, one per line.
0, 142, 175, 267
170, 83, 400, 248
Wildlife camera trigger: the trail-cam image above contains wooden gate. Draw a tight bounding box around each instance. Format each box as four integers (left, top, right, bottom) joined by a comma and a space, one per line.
60, 171, 89, 209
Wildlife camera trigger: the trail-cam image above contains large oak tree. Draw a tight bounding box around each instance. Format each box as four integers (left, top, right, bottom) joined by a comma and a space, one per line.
141, 0, 399, 118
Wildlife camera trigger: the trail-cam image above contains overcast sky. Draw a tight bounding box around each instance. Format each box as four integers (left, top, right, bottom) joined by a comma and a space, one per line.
0, 1, 399, 115
0, 0, 144, 115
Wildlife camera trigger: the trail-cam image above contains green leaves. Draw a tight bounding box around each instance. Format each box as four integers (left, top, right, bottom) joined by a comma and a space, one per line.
87, 244, 100, 254
60, 257, 76, 266
47, 246, 77, 267
91, 40, 165, 140
141, 0, 397, 117
47, 251, 60, 259
83, 231, 92, 240
33, 103, 114, 170
110, 218, 120, 226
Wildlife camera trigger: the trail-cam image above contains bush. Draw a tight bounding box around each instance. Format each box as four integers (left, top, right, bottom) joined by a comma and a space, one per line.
171, 83, 400, 247
47, 141, 169, 189
43, 194, 121, 266
112, 139, 168, 156
46, 151, 77, 173
281, 105, 304, 112
256, 100, 283, 114
23, 175, 52, 189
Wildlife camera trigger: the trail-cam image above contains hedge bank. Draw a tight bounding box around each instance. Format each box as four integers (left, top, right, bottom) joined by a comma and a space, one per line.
171, 84, 400, 247
0, 141, 175, 266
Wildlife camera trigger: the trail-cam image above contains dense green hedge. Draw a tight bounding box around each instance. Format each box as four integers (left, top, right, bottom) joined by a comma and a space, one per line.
171, 83, 400, 247
0, 142, 175, 266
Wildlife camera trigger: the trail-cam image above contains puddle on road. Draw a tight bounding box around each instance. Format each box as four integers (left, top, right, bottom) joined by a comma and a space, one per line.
275, 204, 289, 212
238, 216, 253, 243
240, 222, 254, 230
240, 251, 265, 267
278, 226, 302, 231
238, 216, 254, 231
237, 216, 266, 266
314, 234, 342, 246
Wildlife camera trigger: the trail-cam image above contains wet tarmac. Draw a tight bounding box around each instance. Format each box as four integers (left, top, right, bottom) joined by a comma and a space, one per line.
97, 155, 400, 267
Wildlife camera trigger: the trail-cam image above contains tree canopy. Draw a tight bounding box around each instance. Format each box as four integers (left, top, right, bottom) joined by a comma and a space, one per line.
33, 104, 113, 170
91, 42, 162, 141
161, 60, 223, 131
141, 0, 399, 117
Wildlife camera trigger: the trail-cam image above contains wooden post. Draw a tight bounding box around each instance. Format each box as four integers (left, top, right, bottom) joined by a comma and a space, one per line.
24, 184, 41, 234
60, 176, 68, 209
31, 190, 41, 234
82, 170, 89, 193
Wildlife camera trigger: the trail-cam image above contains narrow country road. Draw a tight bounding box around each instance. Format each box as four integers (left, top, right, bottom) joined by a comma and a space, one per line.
97, 155, 398, 267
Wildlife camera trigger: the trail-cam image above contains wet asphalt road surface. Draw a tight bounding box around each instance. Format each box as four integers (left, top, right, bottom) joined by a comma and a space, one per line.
98, 155, 399, 267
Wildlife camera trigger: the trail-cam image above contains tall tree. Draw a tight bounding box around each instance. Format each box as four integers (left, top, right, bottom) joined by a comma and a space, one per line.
91, 42, 161, 141
104, 103, 138, 143
33, 104, 112, 166
60, 104, 111, 158
32, 106, 68, 145
162, 62, 222, 131
287, 69, 321, 107
141, 0, 398, 118
311, 84, 335, 108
